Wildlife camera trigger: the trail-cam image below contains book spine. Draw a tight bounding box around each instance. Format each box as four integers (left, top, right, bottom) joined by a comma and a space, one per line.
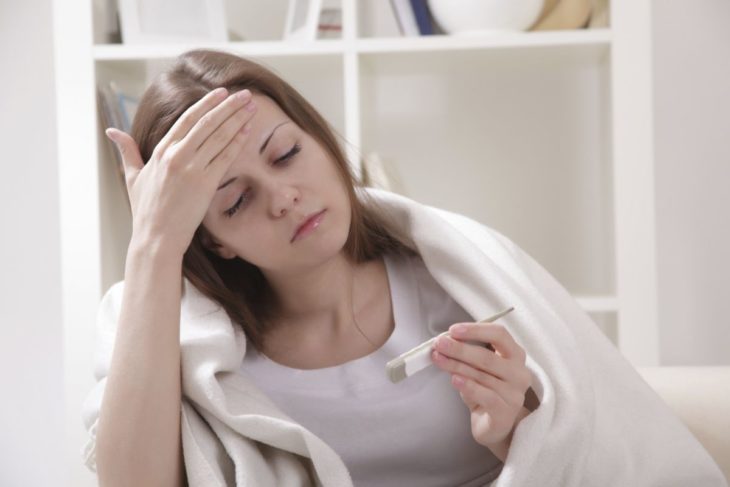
318, 6, 342, 39
409, 0, 434, 35
97, 83, 131, 210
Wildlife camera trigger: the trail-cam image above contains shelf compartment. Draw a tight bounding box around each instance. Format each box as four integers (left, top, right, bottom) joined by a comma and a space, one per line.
94, 53, 345, 134
358, 43, 615, 297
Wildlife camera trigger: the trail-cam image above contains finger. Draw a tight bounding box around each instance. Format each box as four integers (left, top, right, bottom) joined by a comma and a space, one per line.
433, 335, 515, 381
454, 374, 510, 415
196, 100, 256, 169
204, 120, 252, 182
106, 128, 143, 184
433, 350, 527, 409
475, 373, 526, 409
183, 89, 253, 159
448, 321, 525, 362
155, 87, 230, 157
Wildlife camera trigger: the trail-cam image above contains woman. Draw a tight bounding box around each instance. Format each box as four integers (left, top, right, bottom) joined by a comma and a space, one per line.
86, 49, 530, 486
83, 49, 726, 487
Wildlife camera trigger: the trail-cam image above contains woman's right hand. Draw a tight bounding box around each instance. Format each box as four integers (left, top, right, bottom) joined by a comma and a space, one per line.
105, 87, 257, 257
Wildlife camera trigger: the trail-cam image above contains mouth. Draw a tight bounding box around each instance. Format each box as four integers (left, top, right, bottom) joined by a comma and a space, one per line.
291, 209, 326, 242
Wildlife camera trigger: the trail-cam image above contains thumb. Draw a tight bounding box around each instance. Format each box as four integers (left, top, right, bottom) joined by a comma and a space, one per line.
106, 128, 143, 181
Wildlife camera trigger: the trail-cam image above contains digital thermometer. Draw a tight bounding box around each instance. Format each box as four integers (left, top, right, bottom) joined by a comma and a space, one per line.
385, 306, 515, 384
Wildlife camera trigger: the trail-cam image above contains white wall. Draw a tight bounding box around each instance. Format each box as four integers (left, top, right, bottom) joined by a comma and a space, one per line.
652, 0, 730, 365
0, 0, 65, 486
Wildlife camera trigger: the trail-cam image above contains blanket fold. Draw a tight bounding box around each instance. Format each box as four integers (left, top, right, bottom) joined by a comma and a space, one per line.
81, 186, 727, 486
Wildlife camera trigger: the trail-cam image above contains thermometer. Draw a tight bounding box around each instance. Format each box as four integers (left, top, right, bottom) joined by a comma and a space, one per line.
386, 306, 515, 384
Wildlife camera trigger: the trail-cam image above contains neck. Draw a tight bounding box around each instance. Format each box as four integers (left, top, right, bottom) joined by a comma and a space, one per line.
264, 252, 370, 342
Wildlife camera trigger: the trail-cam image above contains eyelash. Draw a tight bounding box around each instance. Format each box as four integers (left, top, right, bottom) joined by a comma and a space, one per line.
223, 143, 302, 218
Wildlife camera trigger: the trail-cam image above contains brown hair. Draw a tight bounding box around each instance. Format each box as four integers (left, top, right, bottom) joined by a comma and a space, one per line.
129, 49, 419, 352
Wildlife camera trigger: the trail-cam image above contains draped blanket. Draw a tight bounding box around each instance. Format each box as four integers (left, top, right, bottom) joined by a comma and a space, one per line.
82, 186, 727, 486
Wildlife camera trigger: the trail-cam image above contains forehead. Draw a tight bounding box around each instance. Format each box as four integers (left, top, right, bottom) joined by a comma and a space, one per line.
247, 93, 286, 124
243, 93, 295, 148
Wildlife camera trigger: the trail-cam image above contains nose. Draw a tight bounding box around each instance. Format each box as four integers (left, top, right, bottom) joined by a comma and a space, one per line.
270, 184, 299, 217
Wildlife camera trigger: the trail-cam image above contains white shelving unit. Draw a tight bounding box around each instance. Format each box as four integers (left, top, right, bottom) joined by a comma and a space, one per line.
55, 1, 658, 482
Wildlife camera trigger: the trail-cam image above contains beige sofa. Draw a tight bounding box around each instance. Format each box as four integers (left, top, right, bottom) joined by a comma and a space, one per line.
637, 366, 730, 482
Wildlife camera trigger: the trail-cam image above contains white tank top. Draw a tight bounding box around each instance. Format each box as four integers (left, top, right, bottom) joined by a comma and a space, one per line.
240, 252, 503, 486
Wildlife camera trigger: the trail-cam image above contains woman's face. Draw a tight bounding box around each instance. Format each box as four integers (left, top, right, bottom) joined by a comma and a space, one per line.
200, 93, 352, 274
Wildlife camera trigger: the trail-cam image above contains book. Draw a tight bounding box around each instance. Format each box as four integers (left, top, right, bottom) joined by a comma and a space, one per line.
98, 81, 138, 133
409, 0, 434, 35
318, 4, 342, 39
389, 0, 420, 36
96, 81, 139, 210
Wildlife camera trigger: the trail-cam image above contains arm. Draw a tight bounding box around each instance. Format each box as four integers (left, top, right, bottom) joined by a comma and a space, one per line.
92, 86, 254, 486
94, 238, 186, 487
485, 405, 533, 463
487, 385, 541, 462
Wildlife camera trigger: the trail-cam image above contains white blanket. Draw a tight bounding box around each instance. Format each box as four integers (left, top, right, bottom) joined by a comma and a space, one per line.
82, 186, 727, 486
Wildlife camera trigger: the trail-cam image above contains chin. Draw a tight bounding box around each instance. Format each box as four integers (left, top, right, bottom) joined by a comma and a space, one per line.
322, 214, 351, 254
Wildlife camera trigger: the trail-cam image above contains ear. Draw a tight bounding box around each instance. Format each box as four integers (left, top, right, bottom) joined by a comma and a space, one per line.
200, 229, 237, 260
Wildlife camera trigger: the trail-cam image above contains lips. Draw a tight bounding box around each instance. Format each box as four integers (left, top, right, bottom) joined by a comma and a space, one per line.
292, 210, 326, 242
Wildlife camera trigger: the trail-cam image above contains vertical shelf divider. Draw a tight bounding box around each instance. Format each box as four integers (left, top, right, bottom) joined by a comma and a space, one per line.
611, 0, 660, 366
341, 0, 363, 182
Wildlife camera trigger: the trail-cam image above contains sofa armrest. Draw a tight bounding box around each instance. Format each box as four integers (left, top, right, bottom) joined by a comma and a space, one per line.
636, 366, 730, 482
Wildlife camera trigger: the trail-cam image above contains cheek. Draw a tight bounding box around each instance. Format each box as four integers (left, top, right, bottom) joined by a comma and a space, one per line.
312, 154, 346, 189
237, 223, 281, 256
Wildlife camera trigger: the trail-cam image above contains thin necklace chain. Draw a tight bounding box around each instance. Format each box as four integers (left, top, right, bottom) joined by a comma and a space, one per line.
350, 262, 377, 350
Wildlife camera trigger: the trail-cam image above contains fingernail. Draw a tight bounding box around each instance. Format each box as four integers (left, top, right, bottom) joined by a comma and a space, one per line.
105, 129, 117, 143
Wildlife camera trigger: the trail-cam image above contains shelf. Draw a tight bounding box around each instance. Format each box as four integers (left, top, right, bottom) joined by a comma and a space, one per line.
359, 31, 610, 73
93, 39, 347, 61
356, 29, 611, 53
92, 29, 610, 62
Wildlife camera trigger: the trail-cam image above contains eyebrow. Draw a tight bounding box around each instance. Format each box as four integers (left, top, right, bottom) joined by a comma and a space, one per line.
216, 121, 290, 191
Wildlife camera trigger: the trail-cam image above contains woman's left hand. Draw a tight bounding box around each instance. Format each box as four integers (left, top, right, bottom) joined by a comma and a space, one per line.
431, 320, 533, 453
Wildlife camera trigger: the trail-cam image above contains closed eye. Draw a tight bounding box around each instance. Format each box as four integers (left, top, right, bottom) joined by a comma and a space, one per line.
275, 142, 301, 164
223, 143, 302, 218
